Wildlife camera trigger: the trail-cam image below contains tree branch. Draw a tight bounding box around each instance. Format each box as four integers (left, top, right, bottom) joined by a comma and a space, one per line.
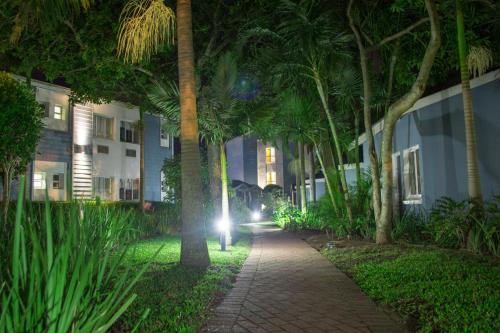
63, 20, 84, 49
367, 17, 429, 52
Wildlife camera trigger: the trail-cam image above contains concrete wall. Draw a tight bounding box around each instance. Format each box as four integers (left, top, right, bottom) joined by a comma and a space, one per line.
144, 113, 173, 202
226, 137, 245, 182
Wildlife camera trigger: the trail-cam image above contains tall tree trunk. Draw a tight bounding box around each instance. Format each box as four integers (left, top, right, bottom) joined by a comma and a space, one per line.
456, 0, 482, 203
314, 75, 353, 224
308, 145, 316, 203
219, 142, 231, 246
207, 143, 222, 220
139, 106, 145, 211
177, 0, 210, 268
354, 109, 361, 190
378, 0, 440, 244
298, 141, 307, 213
314, 144, 338, 214
348, 0, 382, 223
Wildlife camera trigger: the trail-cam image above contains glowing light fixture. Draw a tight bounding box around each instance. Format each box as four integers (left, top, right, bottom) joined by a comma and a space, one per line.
217, 218, 230, 232
252, 211, 261, 221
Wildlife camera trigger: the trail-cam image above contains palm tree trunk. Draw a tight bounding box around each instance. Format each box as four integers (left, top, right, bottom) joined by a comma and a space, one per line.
177, 0, 210, 268
308, 145, 316, 203
298, 141, 307, 213
207, 143, 222, 219
314, 144, 338, 214
139, 106, 145, 211
456, 0, 482, 203
314, 75, 353, 224
378, 0, 440, 244
219, 142, 231, 246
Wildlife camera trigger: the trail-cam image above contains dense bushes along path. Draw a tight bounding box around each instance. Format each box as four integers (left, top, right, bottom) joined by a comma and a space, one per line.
205, 223, 403, 333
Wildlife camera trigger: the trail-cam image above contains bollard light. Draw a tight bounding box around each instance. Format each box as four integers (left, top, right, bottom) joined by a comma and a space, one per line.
252, 211, 261, 221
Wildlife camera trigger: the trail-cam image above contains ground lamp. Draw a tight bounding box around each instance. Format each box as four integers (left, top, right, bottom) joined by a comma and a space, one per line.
252, 211, 261, 221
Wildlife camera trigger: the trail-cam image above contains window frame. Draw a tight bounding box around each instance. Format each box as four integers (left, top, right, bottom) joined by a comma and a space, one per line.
93, 114, 114, 140
53, 105, 64, 120
403, 145, 422, 204
160, 118, 170, 148
33, 172, 47, 190
52, 173, 64, 190
125, 149, 137, 158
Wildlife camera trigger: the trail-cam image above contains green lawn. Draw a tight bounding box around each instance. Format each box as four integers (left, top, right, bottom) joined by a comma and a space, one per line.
115, 227, 252, 333
323, 245, 500, 333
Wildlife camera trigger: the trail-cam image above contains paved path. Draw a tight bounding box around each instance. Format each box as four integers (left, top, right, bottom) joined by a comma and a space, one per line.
204, 223, 405, 333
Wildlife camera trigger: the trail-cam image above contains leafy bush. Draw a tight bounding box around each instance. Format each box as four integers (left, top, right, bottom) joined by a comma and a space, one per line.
391, 209, 428, 243
0, 178, 156, 332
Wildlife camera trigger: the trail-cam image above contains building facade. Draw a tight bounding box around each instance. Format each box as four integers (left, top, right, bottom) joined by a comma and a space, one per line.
4, 77, 173, 202
348, 69, 500, 211
226, 136, 294, 193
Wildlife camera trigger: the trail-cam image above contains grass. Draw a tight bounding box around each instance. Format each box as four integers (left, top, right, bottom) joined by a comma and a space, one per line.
114, 226, 252, 333
323, 244, 500, 332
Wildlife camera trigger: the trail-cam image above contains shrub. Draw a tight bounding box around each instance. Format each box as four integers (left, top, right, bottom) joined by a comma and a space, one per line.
230, 197, 252, 225
0, 178, 157, 332
391, 209, 428, 243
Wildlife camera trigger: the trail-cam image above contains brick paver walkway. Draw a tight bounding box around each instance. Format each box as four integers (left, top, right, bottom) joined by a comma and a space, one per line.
204, 223, 405, 333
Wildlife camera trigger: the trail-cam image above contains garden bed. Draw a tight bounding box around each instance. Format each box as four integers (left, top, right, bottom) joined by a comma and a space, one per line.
112, 226, 252, 332
322, 244, 500, 332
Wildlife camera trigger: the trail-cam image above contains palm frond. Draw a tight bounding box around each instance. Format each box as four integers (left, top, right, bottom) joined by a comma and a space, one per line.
468, 45, 493, 78
117, 0, 175, 63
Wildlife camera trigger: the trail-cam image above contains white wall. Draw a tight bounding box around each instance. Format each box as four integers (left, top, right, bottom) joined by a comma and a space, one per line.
92, 102, 140, 201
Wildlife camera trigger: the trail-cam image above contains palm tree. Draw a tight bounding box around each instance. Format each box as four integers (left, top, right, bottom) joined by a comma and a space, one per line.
149, 52, 243, 250
455, 0, 494, 204
117, 0, 210, 268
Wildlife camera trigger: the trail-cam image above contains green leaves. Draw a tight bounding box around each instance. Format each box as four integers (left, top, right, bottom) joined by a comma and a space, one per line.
0, 178, 156, 333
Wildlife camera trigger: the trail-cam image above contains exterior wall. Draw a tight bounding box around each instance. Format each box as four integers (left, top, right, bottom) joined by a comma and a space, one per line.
358, 70, 500, 210
243, 136, 258, 185
3, 77, 172, 202
143, 113, 173, 202
226, 137, 245, 182
91, 102, 140, 201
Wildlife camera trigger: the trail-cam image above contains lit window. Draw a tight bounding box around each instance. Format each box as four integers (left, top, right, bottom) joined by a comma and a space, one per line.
266, 171, 276, 185
54, 105, 64, 120
52, 174, 64, 189
33, 172, 46, 189
266, 147, 275, 164
94, 115, 113, 139
403, 146, 422, 201
160, 119, 170, 147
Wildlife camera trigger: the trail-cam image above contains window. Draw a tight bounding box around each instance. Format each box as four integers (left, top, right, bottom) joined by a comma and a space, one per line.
52, 174, 64, 189
74, 144, 91, 154
403, 146, 422, 202
266, 147, 276, 164
40, 102, 50, 118
94, 177, 113, 198
125, 149, 136, 157
33, 172, 46, 189
120, 121, 138, 144
54, 105, 64, 120
160, 119, 170, 147
97, 145, 109, 154
133, 179, 139, 200
266, 171, 276, 185
119, 178, 139, 200
94, 115, 113, 139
